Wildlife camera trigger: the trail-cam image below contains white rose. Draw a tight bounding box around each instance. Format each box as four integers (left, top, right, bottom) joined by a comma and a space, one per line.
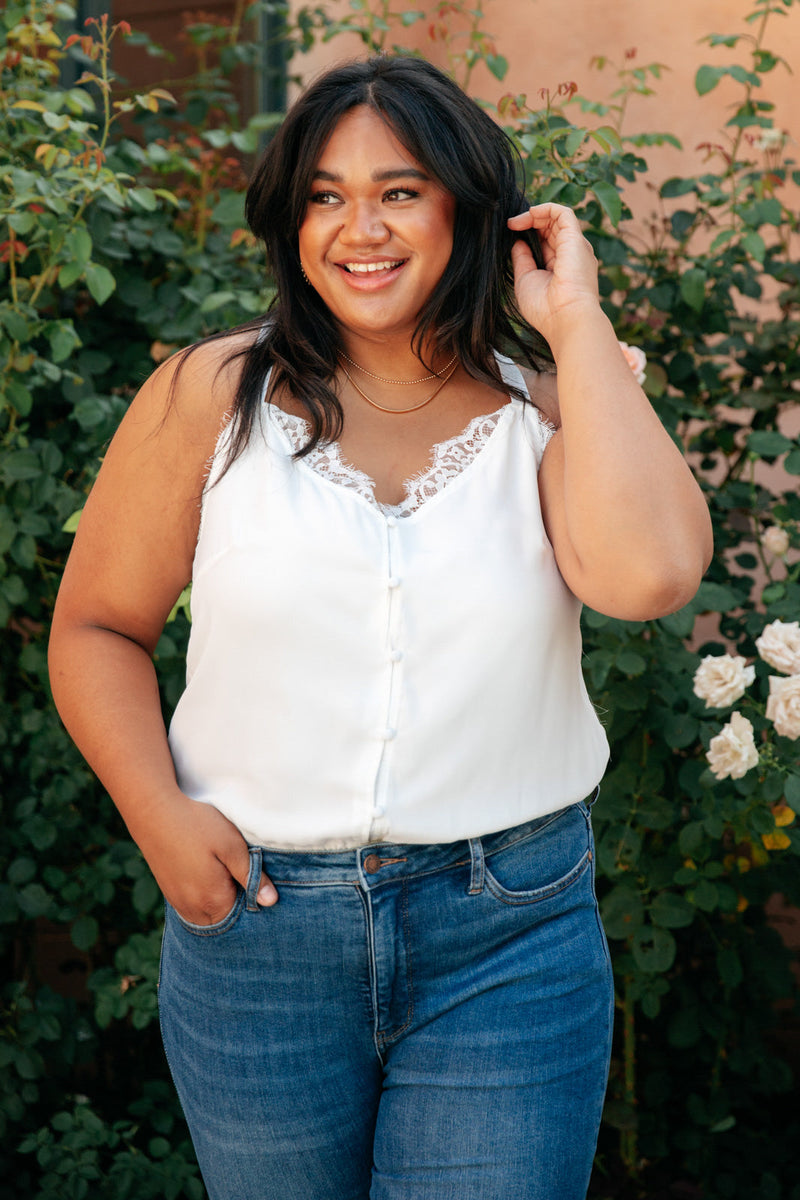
618, 341, 647, 384
692, 654, 755, 708
762, 526, 789, 557
766, 674, 800, 739
706, 712, 759, 780
755, 619, 800, 675
756, 128, 784, 152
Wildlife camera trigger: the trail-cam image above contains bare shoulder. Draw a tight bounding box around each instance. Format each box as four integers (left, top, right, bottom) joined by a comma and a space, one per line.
55, 328, 262, 652
131, 329, 257, 444
518, 363, 560, 430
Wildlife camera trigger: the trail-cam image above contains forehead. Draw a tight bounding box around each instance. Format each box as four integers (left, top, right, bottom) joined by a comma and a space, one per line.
313, 105, 427, 175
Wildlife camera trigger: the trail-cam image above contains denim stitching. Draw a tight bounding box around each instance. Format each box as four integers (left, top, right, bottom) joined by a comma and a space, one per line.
169, 889, 247, 937
378, 879, 415, 1049
483, 848, 591, 907
357, 882, 385, 1066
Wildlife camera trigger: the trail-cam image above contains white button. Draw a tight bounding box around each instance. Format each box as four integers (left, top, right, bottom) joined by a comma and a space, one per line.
386, 516, 398, 528
373, 804, 386, 817
387, 576, 401, 588
381, 727, 396, 741
390, 649, 404, 662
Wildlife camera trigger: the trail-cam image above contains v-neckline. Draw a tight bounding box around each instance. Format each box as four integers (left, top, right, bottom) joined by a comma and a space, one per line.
266, 400, 516, 519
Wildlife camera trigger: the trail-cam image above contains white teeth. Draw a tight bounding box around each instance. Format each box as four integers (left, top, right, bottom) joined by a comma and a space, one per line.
345, 260, 402, 274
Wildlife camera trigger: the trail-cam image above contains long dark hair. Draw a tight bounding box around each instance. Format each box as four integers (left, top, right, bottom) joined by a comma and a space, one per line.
208, 54, 550, 463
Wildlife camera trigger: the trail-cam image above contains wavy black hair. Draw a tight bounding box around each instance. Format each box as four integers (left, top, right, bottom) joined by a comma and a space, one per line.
210, 54, 549, 462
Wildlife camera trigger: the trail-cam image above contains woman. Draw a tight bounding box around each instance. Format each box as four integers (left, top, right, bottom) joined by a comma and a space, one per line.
49, 55, 712, 1200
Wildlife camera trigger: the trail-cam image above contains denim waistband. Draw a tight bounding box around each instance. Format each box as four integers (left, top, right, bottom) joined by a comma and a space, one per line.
246, 789, 598, 896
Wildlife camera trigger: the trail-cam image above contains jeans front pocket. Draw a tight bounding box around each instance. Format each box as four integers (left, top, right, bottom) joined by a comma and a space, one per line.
482, 803, 592, 906
167, 846, 262, 936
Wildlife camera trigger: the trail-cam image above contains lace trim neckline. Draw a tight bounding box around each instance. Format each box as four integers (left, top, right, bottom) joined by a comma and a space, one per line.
268, 402, 514, 518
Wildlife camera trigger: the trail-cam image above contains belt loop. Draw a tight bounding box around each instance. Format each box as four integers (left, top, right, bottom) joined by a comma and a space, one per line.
245, 847, 262, 912
586, 785, 601, 810
467, 837, 485, 895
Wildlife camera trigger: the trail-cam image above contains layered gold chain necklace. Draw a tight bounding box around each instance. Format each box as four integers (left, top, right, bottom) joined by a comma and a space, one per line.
339, 353, 459, 415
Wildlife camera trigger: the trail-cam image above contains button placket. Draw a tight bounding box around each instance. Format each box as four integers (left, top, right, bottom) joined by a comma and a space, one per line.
367, 514, 405, 839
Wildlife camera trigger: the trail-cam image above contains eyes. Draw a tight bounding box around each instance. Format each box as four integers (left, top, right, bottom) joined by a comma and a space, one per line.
308, 186, 421, 207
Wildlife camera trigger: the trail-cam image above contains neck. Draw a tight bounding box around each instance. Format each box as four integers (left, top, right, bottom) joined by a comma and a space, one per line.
339, 335, 451, 383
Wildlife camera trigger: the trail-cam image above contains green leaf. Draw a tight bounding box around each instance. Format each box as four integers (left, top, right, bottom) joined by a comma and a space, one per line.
746, 430, 793, 457
62, 509, 83, 533
632, 925, 676, 973
679, 267, 706, 312
784, 773, 800, 814
47, 322, 80, 363
651, 891, 695, 929
231, 128, 258, 153
741, 230, 766, 262
203, 128, 231, 149
486, 54, 508, 81
59, 260, 84, 289
16, 883, 52, 918
660, 177, 698, 198
616, 649, 647, 676
200, 290, 237, 313
679, 820, 705, 856
695, 64, 725, 95
717, 946, 743, 987
84, 263, 116, 305
591, 125, 623, 153
690, 879, 719, 912
601, 885, 644, 939
66, 226, 92, 266
128, 187, 158, 212
693, 581, 740, 612
71, 915, 99, 952
591, 181, 623, 227
212, 192, 246, 226
0, 307, 29, 341
662, 712, 699, 749
658, 606, 695, 638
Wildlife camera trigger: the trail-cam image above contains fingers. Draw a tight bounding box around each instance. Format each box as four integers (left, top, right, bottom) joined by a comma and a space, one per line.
219, 830, 279, 908
507, 201, 576, 231
510, 237, 537, 271
257, 871, 279, 907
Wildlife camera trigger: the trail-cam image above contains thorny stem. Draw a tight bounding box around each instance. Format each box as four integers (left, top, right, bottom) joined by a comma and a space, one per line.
724, 5, 771, 232
6, 222, 19, 306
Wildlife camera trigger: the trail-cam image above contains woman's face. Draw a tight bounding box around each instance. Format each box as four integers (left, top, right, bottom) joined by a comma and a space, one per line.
298, 106, 456, 347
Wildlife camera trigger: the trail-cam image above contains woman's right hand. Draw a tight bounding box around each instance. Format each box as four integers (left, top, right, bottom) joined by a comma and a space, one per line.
136, 791, 278, 925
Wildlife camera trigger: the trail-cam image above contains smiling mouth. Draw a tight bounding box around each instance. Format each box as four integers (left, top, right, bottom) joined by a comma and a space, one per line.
340, 259, 406, 274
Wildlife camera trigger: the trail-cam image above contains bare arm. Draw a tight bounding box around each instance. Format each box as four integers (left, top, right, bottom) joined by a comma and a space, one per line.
508, 204, 713, 620
48, 338, 276, 920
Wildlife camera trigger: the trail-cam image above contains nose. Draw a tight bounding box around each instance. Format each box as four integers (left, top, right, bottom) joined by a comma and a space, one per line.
339, 200, 390, 246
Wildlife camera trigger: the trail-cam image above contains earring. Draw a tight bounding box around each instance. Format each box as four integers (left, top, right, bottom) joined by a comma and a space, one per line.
300, 264, 310, 284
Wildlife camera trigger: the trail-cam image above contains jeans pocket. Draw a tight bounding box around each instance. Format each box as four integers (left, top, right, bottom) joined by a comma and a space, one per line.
167, 889, 247, 936
482, 803, 592, 906
167, 847, 262, 936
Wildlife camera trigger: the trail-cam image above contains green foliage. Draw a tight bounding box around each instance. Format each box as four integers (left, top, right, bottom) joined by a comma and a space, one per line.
1, 1, 800, 1198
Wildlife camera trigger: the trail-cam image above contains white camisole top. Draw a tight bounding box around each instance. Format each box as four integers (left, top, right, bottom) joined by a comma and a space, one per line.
167, 354, 609, 849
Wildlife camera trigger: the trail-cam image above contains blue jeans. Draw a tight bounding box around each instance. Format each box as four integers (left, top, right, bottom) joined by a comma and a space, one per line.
159, 799, 613, 1200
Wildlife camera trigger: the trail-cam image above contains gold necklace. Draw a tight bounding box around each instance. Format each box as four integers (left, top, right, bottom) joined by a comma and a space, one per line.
340, 360, 459, 414
340, 351, 458, 385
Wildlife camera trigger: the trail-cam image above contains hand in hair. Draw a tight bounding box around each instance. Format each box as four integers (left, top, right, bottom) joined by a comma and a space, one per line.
507, 203, 601, 355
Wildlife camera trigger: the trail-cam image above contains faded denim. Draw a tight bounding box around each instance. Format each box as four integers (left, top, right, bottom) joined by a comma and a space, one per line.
159, 798, 613, 1199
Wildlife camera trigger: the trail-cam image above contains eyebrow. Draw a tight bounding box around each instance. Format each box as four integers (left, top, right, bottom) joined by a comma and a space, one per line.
312, 167, 431, 183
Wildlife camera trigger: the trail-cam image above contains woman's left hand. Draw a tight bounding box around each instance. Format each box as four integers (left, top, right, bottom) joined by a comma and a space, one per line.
507, 204, 600, 347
